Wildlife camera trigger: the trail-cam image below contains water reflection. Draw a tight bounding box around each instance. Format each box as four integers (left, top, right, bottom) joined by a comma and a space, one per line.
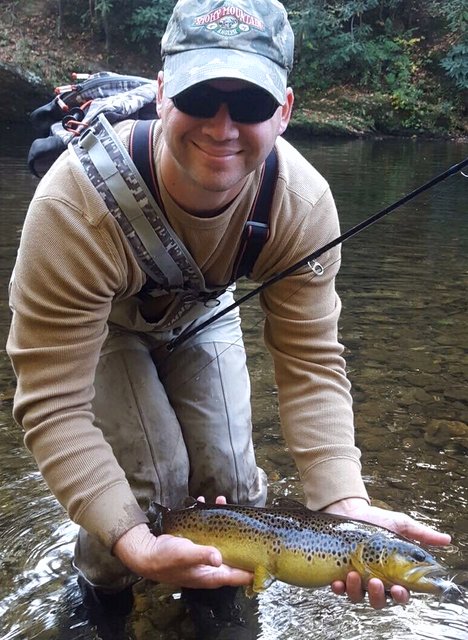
0, 127, 466, 638
259, 582, 468, 640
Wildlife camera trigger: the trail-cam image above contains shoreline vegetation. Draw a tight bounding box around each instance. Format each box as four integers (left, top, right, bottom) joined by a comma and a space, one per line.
0, 1, 466, 139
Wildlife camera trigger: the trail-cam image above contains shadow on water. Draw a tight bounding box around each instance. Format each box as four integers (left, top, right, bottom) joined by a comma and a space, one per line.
0, 126, 467, 639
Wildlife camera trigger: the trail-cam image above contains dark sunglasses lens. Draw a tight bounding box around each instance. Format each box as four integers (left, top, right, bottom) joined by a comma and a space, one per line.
172, 85, 219, 118
172, 85, 279, 123
229, 89, 279, 123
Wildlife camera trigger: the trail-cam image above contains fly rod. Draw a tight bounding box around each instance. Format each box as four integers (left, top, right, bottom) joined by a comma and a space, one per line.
168, 155, 468, 351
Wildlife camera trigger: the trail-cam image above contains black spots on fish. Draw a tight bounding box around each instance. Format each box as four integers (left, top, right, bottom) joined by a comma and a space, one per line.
201, 513, 230, 534
362, 535, 390, 565
361, 535, 424, 568
271, 539, 282, 555
332, 549, 350, 568
282, 531, 352, 568
336, 556, 351, 568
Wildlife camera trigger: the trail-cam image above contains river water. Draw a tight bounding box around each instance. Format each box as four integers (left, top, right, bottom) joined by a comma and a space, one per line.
0, 125, 467, 640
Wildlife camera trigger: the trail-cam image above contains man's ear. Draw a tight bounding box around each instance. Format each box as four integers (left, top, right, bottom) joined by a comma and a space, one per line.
278, 88, 294, 136
156, 70, 164, 118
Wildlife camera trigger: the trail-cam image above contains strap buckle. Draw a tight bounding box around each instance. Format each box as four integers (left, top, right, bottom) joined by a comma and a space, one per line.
308, 260, 324, 276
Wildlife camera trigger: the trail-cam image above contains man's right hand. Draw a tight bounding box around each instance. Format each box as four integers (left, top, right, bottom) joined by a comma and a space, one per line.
113, 522, 253, 589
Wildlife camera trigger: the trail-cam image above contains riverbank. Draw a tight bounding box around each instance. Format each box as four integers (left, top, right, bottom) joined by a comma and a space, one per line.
290, 88, 467, 140
0, 1, 466, 138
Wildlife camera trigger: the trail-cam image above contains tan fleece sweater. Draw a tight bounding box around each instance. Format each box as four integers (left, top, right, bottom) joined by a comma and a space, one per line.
7, 120, 368, 549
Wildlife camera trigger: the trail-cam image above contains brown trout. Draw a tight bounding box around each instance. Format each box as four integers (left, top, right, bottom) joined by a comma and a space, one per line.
147, 498, 459, 597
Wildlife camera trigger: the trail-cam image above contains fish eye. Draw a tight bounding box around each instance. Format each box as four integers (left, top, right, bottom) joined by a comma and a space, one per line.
411, 548, 427, 563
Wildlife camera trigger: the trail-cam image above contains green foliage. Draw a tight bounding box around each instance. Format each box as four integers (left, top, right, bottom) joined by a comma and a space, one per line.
428, 0, 468, 35
129, 1, 176, 46
427, 0, 468, 89
440, 43, 468, 90
60, 0, 175, 51
95, 0, 113, 17
285, 0, 466, 132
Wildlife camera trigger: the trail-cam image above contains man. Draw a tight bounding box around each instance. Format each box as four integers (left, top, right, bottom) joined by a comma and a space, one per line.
7, 0, 449, 615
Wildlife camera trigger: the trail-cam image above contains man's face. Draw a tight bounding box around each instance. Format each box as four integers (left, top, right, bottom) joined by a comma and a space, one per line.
157, 73, 293, 210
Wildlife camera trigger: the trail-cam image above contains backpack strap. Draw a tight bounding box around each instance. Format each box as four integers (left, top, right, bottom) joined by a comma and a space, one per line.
130, 117, 278, 283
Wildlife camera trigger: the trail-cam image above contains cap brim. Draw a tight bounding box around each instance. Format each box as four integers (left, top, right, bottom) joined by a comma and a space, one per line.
163, 48, 287, 104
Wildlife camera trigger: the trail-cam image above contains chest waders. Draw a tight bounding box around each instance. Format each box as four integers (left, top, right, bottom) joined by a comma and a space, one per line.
70, 113, 278, 326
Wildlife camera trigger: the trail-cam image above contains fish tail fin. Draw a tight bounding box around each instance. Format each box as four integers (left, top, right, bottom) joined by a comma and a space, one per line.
147, 501, 170, 536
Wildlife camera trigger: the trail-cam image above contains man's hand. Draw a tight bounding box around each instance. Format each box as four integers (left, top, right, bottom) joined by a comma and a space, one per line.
324, 497, 451, 609
113, 495, 253, 590
114, 524, 252, 589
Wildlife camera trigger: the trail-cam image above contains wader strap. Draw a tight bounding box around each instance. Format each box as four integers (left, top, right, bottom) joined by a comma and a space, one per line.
73, 114, 206, 292
234, 148, 278, 279
129, 119, 161, 205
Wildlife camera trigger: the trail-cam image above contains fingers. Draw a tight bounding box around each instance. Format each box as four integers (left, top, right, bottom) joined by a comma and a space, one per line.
161, 537, 252, 589
389, 584, 410, 606
367, 579, 397, 609
137, 533, 253, 589
185, 564, 253, 590
345, 572, 367, 604
366, 579, 409, 608
187, 542, 223, 568
160, 534, 222, 568
196, 495, 228, 505
364, 507, 450, 547
392, 515, 451, 546
331, 572, 410, 609
331, 580, 346, 597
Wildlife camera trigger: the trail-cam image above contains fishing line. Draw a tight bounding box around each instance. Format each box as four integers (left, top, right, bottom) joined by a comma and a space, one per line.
168, 156, 468, 352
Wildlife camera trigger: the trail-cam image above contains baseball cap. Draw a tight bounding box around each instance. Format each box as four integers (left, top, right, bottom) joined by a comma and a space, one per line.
161, 0, 294, 105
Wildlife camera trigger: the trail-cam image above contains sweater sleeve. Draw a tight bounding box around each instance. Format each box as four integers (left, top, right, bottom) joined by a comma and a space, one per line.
254, 169, 369, 510
6, 157, 148, 548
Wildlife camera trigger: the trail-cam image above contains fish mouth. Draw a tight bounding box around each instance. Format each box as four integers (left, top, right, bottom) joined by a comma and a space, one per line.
403, 565, 463, 599
406, 563, 445, 579
404, 563, 450, 588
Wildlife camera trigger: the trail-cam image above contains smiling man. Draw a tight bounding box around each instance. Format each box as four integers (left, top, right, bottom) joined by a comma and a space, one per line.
157, 77, 292, 210
7, 0, 450, 618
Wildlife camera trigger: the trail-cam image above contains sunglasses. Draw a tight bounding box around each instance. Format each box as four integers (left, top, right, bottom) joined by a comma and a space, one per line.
171, 84, 280, 124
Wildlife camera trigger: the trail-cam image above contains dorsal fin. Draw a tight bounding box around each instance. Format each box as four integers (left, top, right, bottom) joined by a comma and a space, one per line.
271, 497, 305, 510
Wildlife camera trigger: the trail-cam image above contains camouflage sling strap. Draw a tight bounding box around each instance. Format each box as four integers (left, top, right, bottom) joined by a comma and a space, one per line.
71, 113, 220, 301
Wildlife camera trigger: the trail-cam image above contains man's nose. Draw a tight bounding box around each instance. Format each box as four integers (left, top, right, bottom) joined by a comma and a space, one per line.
201, 103, 238, 139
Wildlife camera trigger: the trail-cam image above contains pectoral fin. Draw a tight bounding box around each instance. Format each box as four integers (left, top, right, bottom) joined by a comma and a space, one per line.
245, 565, 275, 597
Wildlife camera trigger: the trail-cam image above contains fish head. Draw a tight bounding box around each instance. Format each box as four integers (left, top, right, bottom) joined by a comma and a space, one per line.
356, 534, 450, 595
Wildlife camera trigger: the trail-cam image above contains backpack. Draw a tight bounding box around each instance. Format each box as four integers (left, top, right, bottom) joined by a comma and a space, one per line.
27, 71, 277, 288
28, 71, 158, 178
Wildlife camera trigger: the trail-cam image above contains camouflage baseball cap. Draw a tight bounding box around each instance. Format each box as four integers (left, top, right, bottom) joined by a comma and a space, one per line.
161, 0, 294, 105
